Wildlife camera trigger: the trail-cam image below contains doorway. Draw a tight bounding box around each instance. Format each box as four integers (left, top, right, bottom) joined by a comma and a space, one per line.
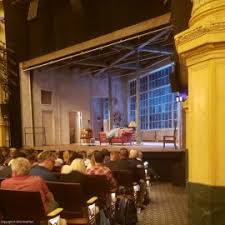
42, 110, 54, 145
69, 111, 82, 143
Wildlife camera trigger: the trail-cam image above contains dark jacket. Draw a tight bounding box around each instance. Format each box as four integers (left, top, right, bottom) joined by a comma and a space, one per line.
60, 170, 86, 187
111, 158, 136, 171
29, 165, 57, 181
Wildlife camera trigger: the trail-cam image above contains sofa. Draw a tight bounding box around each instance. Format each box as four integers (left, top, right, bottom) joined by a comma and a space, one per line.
99, 130, 134, 145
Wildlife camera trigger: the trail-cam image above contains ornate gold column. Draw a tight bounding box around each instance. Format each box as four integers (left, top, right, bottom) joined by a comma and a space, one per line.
175, 1, 225, 224
0, 4, 9, 147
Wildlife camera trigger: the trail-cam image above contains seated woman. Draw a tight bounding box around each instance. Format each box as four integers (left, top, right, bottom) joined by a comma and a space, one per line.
107, 127, 133, 139
60, 158, 86, 187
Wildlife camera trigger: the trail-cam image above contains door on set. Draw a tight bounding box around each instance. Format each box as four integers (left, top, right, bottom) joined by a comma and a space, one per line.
42, 110, 54, 145
69, 111, 82, 143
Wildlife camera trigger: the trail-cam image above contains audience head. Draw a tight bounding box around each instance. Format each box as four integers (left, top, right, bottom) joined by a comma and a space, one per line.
129, 149, 138, 159
94, 151, 105, 164
9, 148, 18, 158
110, 151, 120, 161
8, 150, 27, 166
71, 158, 86, 174
11, 157, 31, 176
79, 151, 87, 159
102, 148, 110, 164
1, 147, 9, 157
61, 165, 72, 174
137, 150, 143, 161
70, 151, 83, 162
63, 150, 72, 164
37, 150, 56, 170
120, 148, 129, 159
102, 148, 110, 157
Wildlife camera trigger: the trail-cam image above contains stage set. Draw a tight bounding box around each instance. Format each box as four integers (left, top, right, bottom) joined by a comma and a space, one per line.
20, 13, 187, 187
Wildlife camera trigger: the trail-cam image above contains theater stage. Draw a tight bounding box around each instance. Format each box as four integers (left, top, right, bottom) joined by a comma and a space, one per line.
33, 141, 181, 152
33, 142, 186, 186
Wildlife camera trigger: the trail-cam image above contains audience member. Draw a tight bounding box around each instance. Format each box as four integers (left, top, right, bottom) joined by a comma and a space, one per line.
60, 158, 86, 186
87, 151, 117, 190
1, 157, 58, 213
105, 150, 120, 170
0, 151, 27, 178
55, 151, 64, 167
78, 151, 87, 159
129, 149, 147, 209
69, 151, 83, 162
129, 149, 144, 167
1, 147, 9, 165
102, 148, 110, 164
85, 150, 97, 169
137, 150, 143, 161
29, 151, 57, 181
63, 150, 72, 165
20, 148, 38, 166
111, 148, 136, 172
3, 148, 18, 166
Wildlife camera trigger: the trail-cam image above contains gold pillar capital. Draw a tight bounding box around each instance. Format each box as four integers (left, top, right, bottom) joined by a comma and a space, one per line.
175, 21, 225, 58
175, 0, 225, 63
191, 0, 225, 27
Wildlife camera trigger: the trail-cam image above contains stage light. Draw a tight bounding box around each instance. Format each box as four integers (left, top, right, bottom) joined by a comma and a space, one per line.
176, 95, 184, 102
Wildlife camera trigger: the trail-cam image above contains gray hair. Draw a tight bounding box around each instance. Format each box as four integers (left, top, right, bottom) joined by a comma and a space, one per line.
11, 157, 31, 176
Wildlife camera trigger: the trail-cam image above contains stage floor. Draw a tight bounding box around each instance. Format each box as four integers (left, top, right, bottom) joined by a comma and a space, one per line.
33, 141, 184, 153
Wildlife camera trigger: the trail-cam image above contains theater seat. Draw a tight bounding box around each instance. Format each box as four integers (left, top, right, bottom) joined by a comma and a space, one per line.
46, 181, 98, 225
0, 189, 63, 225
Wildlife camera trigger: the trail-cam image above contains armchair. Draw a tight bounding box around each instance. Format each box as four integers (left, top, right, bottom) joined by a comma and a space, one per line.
163, 128, 177, 149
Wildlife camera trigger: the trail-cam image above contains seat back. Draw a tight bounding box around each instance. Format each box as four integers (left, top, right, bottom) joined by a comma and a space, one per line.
46, 181, 85, 212
112, 170, 135, 187
85, 175, 110, 198
136, 167, 146, 181
0, 189, 45, 220
52, 172, 61, 180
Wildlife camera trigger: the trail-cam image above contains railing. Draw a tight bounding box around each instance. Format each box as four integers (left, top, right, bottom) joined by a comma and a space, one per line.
24, 127, 46, 146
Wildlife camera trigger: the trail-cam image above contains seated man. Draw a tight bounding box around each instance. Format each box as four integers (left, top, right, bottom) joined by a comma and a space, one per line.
30, 151, 57, 181
1, 157, 57, 213
87, 151, 117, 190
129, 149, 147, 208
105, 150, 120, 171
112, 148, 137, 174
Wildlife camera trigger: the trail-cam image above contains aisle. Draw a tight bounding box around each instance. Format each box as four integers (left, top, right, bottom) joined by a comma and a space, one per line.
138, 183, 187, 225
